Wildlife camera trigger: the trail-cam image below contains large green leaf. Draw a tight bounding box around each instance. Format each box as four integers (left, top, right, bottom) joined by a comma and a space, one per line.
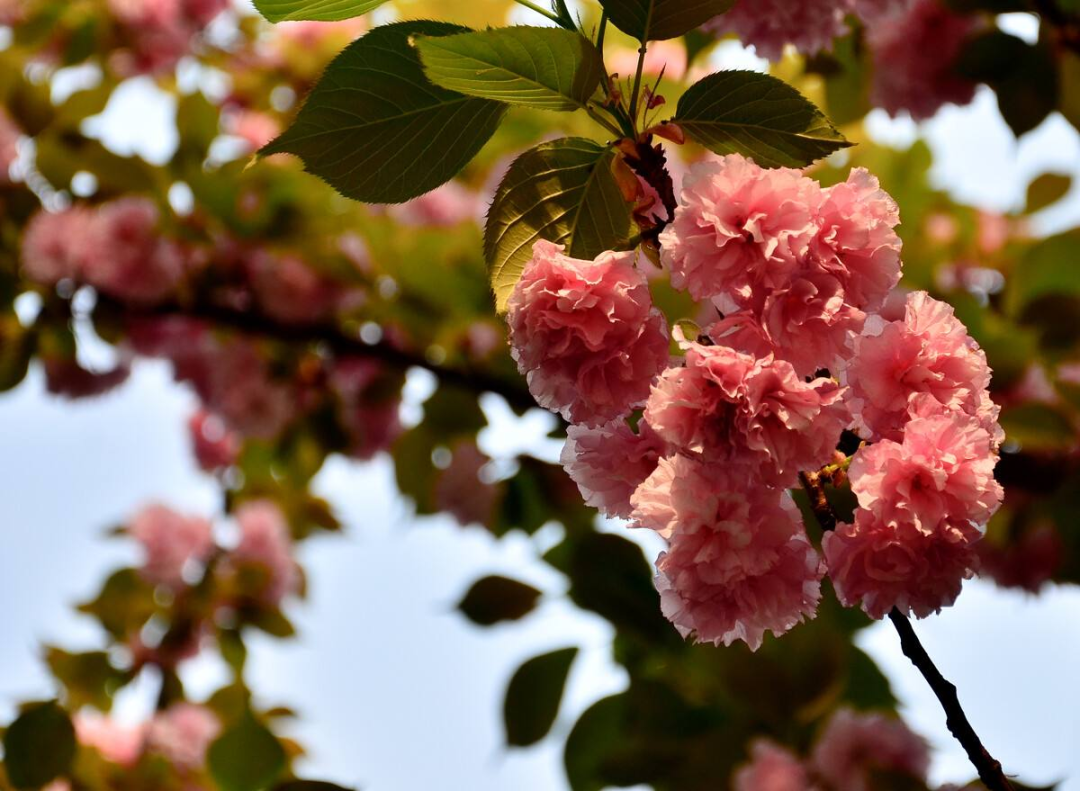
3, 701, 76, 789
262, 21, 507, 204
253, 0, 389, 21
673, 70, 851, 168
416, 26, 605, 111
208, 713, 287, 791
598, 0, 735, 41
485, 137, 634, 311
504, 647, 578, 746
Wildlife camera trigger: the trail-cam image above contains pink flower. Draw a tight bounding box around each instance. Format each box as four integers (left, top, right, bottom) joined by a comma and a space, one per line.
632, 455, 823, 650
734, 740, 811, 791
146, 704, 220, 772
83, 199, 186, 304
188, 411, 240, 471
20, 208, 96, 285
226, 109, 281, 152
811, 709, 929, 791
329, 357, 403, 460
658, 156, 820, 303
43, 358, 131, 400
201, 339, 296, 440
843, 291, 1000, 442
506, 240, 670, 427
850, 414, 1002, 531
645, 342, 847, 487
247, 252, 339, 325
561, 420, 670, 520
129, 504, 215, 591
74, 713, 146, 767
706, 0, 897, 61
823, 509, 981, 618
867, 0, 979, 120
386, 181, 482, 227
757, 271, 867, 377
230, 500, 299, 606
435, 440, 500, 528
814, 168, 902, 314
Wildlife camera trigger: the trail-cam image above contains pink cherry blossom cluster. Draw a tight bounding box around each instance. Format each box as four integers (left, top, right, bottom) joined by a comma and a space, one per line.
23, 199, 186, 305
72, 703, 220, 774
705, 0, 912, 61
705, 0, 978, 121
735, 708, 931, 791
506, 153, 1003, 650
130, 500, 300, 609
106, 0, 228, 75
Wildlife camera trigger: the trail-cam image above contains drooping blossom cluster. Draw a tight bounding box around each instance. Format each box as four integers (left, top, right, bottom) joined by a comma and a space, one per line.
106, 0, 229, 75
705, 0, 912, 61
735, 708, 929, 791
508, 153, 1003, 650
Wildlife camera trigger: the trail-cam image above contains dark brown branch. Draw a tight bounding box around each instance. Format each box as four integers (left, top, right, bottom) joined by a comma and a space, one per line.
798, 471, 1015, 791
92, 296, 536, 410
887, 610, 1015, 791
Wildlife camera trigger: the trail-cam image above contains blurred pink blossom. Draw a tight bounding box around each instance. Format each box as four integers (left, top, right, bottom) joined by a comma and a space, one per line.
129, 503, 216, 591
811, 709, 930, 791
230, 500, 299, 606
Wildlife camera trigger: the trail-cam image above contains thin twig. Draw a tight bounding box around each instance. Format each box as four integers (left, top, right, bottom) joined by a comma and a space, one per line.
628, 43, 649, 126
512, 0, 562, 25
797, 470, 1015, 791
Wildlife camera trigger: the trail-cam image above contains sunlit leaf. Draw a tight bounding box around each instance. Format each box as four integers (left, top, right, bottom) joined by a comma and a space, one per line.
253, 0, 389, 22
504, 647, 578, 746
673, 70, 851, 167
416, 26, 605, 111
486, 137, 634, 311
262, 21, 507, 203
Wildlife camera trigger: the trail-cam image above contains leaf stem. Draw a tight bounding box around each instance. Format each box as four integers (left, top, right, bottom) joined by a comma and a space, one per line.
628, 42, 649, 128
512, 0, 562, 25
797, 472, 1016, 790
586, 104, 624, 137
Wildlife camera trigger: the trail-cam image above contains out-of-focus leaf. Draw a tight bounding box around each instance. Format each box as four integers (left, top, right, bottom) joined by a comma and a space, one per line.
673, 70, 851, 168
567, 533, 673, 643
1005, 231, 1080, 316
1025, 172, 1072, 214
392, 426, 439, 514
254, 0, 390, 21
486, 137, 633, 311
416, 27, 605, 111
956, 31, 1057, 137
807, 34, 872, 126
564, 694, 626, 791
504, 647, 578, 746
1000, 404, 1077, 451
3, 701, 76, 789
77, 568, 156, 639
0, 316, 34, 392
45, 648, 129, 711
458, 575, 542, 626
262, 22, 507, 204
598, 0, 735, 41
208, 712, 287, 791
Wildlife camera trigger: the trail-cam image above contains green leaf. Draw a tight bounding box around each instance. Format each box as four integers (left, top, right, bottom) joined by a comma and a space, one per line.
673, 70, 851, 168
598, 0, 735, 41
262, 21, 507, 204
3, 701, 76, 789
1025, 172, 1072, 214
77, 568, 156, 639
458, 575, 542, 626
208, 712, 287, 791
504, 647, 578, 747
563, 694, 626, 791
416, 26, 605, 111
485, 138, 634, 311
45, 648, 129, 711
0, 316, 34, 393
253, 0, 389, 22
1000, 404, 1077, 451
